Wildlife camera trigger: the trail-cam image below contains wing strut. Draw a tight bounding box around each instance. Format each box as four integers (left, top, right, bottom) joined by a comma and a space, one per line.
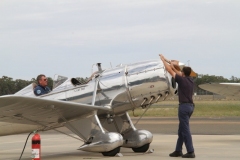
91, 76, 101, 105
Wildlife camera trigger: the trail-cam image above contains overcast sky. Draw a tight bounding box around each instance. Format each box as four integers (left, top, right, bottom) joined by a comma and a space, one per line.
0, 0, 239, 80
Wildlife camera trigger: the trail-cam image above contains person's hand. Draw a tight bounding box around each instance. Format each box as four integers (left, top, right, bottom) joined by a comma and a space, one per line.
159, 54, 165, 61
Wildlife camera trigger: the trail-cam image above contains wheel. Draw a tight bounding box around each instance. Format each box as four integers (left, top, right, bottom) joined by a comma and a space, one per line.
132, 143, 150, 153
101, 147, 120, 156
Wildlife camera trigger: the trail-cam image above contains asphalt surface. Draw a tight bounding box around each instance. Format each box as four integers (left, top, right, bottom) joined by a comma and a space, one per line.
44, 117, 240, 135
133, 117, 240, 135
1, 117, 240, 160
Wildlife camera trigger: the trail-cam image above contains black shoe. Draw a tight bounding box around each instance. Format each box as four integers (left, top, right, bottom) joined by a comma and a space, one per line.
169, 151, 183, 157
182, 152, 195, 158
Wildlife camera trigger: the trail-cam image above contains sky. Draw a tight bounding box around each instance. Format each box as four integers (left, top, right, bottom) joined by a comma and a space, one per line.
0, 0, 239, 80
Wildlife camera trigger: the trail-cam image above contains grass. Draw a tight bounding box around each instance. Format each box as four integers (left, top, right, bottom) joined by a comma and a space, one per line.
128, 101, 240, 117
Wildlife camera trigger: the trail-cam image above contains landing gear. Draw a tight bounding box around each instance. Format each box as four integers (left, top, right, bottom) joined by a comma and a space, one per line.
132, 143, 150, 153
101, 147, 120, 156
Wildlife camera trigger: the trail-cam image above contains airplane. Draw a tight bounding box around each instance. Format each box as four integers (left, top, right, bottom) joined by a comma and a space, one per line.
199, 83, 240, 99
0, 58, 195, 156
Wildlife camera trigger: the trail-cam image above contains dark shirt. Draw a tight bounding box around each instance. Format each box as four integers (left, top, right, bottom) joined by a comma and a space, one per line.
175, 74, 194, 103
34, 85, 51, 96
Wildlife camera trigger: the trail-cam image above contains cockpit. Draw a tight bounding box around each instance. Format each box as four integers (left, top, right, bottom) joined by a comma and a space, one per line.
14, 74, 89, 97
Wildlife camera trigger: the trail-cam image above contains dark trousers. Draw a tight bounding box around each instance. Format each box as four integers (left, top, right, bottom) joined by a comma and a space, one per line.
175, 103, 194, 153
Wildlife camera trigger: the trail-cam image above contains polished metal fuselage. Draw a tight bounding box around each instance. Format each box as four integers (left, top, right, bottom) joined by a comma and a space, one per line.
0, 59, 177, 136
0, 59, 179, 153
15, 59, 177, 115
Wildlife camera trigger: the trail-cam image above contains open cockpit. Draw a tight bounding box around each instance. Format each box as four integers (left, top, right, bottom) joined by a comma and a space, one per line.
14, 74, 91, 97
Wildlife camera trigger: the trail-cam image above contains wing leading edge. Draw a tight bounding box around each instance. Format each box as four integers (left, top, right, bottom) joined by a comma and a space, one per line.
199, 83, 240, 99
0, 95, 111, 128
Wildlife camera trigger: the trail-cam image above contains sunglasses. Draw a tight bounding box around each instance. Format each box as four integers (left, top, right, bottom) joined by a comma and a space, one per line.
43, 79, 48, 81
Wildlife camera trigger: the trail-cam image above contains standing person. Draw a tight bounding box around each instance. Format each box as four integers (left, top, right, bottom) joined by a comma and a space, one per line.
34, 74, 51, 96
159, 54, 195, 158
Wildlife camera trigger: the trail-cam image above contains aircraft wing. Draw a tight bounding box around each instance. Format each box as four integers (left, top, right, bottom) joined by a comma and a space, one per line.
0, 95, 111, 127
199, 83, 240, 99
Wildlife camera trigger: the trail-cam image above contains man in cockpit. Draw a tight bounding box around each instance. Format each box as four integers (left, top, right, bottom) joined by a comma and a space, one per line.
34, 74, 51, 96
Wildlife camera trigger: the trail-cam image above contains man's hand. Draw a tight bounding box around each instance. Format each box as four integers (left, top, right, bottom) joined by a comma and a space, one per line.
159, 54, 171, 64
159, 54, 165, 61
159, 54, 176, 78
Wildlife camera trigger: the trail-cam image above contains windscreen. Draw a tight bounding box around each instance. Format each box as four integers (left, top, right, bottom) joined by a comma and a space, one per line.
52, 75, 68, 89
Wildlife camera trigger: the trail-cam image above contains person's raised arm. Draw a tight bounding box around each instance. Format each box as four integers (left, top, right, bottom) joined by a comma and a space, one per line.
160, 55, 171, 64
170, 62, 182, 76
159, 54, 176, 78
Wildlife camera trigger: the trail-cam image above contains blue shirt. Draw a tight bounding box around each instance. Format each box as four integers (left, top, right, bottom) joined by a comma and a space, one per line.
175, 74, 194, 103
34, 85, 51, 96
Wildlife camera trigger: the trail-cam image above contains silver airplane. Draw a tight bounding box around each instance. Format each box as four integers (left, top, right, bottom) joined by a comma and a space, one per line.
0, 58, 191, 156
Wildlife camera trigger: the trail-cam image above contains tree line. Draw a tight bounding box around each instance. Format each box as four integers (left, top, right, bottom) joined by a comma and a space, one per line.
0, 75, 239, 96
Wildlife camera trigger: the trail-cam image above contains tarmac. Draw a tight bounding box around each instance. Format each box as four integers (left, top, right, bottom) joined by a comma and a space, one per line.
1, 117, 240, 160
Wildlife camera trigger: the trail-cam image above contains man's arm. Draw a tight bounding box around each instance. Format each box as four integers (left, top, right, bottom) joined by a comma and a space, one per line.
170, 63, 182, 76
159, 54, 176, 78
160, 54, 171, 64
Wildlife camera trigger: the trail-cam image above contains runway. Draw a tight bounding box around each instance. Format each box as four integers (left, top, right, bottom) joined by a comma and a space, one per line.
1, 117, 240, 160
133, 117, 240, 135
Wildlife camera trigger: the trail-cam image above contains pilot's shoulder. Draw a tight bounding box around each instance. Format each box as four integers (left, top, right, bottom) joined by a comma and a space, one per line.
34, 85, 41, 90
34, 85, 43, 95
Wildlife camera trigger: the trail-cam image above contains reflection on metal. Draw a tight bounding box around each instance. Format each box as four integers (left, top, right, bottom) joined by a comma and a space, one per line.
122, 129, 153, 148
79, 132, 123, 152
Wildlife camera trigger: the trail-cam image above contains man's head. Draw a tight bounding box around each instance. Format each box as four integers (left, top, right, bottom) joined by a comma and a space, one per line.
182, 67, 192, 77
37, 74, 48, 87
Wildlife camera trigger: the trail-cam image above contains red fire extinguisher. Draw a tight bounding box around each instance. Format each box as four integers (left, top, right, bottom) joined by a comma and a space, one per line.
31, 133, 41, 160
